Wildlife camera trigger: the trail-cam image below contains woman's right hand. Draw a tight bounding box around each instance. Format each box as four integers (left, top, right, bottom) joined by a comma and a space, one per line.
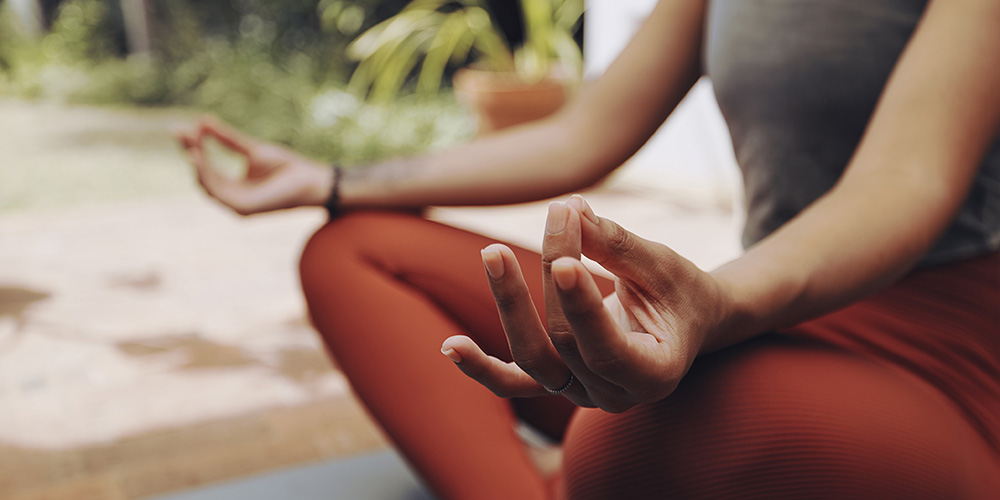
442, 196, 733, 413
176, 118, 335, 215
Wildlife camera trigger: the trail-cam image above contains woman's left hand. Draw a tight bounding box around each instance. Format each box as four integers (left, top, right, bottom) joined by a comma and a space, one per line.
441, 195, 734, 412
176, 118, 334, 215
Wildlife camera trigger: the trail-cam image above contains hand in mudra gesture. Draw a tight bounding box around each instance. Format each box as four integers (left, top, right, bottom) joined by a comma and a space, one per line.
442, 195, 733, 412
176, 118, 334, 215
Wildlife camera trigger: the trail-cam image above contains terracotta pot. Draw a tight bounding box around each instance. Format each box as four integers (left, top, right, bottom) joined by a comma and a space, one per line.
453, 68, 570, 135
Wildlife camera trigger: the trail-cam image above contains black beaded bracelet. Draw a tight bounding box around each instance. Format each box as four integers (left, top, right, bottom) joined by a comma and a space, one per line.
324, 165, 343, 218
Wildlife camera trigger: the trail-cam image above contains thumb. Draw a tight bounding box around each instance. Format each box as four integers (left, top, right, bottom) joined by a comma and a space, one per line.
573, 196, 683, 287
173, 126, 199, 150
198, 117, 254, 156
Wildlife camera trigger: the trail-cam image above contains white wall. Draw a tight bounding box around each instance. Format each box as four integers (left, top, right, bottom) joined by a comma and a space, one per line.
584, 0, 742, 209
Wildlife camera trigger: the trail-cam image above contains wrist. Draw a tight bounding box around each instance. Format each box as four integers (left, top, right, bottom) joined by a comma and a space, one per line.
297, 160, 337, 208
323, 164, 343, 216
700, 268, 756, 354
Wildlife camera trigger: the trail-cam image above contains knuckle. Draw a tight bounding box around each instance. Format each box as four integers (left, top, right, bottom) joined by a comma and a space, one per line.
548, 331, 579, 355
607, 223, 635, 257
487, 280, 529, 316
541, 248, 574, 272
490, 289, 520, 315
554, 279, 584, 301
559, 295, 598, 320
540, 258, 555, 278
510, 353, 548, 378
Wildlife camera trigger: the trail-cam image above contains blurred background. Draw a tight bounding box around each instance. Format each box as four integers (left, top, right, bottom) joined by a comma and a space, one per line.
0, 0, 740, 498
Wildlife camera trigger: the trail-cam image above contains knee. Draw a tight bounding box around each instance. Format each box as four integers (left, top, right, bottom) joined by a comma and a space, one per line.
300, 219, 341, 299
299, 211, 383, 299
559, 341, 990, 499
299, 210, 429, 304
560, 405, 676, 500
301, 210, 388, 272
561, 404, 973, 500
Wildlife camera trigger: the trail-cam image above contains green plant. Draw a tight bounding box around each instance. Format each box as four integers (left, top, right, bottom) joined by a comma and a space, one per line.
344, 0, 583, 101
0, 0, 474, 167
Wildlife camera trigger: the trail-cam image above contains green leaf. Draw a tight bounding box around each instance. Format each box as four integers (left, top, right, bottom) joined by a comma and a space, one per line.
554, 0, 584, 31
347, 9, 432, 60
370, 27, 437, 101
551, 30, 583, 77
466, 7, 513, 71
417, 14, 469, 93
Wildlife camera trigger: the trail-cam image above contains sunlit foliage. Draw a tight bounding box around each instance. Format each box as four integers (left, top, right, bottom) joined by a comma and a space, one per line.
0, 0, 474, 163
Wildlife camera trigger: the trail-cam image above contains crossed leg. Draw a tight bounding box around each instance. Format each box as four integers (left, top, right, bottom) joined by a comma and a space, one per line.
561, 334, 999, 500
299, 210, 612, 500
300, 211, 999, 500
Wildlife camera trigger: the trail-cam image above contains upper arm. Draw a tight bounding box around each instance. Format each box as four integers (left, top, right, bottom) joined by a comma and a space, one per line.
786, 0, 1000, 289
557, 0, 708, 180
839, 0, 1000, 237
705, 0, 1000, 340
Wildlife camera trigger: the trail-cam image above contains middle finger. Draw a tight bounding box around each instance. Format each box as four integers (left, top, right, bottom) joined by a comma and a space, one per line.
543, 199, 630, 404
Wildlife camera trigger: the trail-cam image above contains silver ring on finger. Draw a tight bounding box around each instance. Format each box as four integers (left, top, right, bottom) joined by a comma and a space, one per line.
545, 372, 575, 395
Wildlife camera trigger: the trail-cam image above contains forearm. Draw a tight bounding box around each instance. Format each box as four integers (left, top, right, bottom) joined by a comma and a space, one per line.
338, 116, 609, 209
705, 174, 956, 352
700, 0, 1000, 353
337, 0, 706, 210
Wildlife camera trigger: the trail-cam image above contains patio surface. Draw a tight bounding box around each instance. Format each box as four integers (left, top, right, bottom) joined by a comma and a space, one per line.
0, 99, 741, 499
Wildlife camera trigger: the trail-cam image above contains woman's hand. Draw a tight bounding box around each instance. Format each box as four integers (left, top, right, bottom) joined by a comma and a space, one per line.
175, 118, 334, 215
441, 195, 733, 412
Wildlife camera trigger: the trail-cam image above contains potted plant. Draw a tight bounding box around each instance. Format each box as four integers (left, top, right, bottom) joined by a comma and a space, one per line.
344, 0, 584, 133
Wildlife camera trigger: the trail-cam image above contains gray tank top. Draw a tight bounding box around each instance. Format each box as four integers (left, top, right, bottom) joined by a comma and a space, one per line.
705, 0, 1000, 266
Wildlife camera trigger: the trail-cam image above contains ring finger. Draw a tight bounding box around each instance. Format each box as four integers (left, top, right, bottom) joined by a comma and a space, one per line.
482, 244, 594, 407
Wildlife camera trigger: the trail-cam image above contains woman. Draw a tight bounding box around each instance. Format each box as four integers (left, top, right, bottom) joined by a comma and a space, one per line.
178, 0, 1000, 498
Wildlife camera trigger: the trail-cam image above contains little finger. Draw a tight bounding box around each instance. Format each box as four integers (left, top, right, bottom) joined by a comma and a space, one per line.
441, 335, 548, 398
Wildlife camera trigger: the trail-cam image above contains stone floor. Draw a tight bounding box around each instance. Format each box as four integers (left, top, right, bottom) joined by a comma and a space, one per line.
0, 198, 390, 500
0, 100, 742, 499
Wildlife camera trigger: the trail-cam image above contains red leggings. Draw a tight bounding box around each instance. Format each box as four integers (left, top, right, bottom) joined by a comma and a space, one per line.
299, 211, 1000, 500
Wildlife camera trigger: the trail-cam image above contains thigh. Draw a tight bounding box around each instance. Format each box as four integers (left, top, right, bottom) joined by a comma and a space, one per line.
301, 210, 615, 437
305, 210, 614, 358
561, 335, 999, 500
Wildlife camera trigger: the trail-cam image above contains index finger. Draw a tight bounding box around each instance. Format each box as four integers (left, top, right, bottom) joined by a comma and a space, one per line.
197, 118, 255, 155
552, 256, 674, 401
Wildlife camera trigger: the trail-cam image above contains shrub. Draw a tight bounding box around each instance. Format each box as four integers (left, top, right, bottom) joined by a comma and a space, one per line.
0, 0, 473, 162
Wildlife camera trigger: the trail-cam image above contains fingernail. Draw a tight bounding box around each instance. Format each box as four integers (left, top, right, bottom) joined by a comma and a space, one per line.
441, 348, 463, 363
552, 259, 578, 290
546, 202, 569, 234
482, 247, 505, 279
576, 195, 598, 224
